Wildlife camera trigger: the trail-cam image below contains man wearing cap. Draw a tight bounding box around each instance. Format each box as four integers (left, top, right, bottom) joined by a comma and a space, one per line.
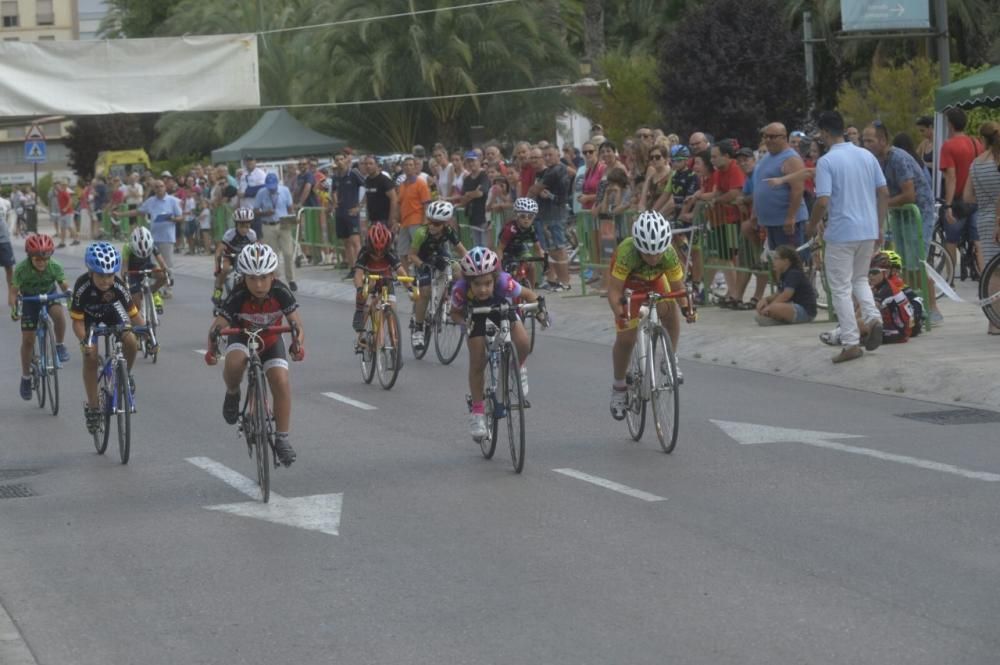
238, 155, 267, 236
458, 151, 491, 248
113, 180, 182, 297
254, 172, 298, 290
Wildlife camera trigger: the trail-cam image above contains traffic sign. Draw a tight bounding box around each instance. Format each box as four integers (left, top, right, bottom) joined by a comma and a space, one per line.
24, 140, 47, 163
841, 0, 931, 32
25, 124, 45, 141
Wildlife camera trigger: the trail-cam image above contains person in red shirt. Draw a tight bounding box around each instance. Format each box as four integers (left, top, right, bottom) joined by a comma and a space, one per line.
55, 181, 79, 248
708, 141, 746, 307
939, 107, 983, 263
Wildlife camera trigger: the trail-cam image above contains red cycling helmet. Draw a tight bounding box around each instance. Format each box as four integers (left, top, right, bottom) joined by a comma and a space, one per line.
367, 222, 392, 253
25, 233, 54, 257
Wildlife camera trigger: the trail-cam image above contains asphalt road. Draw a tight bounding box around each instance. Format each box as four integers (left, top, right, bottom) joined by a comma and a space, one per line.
1, 257, 998, 665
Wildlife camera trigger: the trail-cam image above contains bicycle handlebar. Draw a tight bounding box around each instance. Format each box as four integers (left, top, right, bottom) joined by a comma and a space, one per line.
19, 292, 70, 304
217, 324, 294, 337
86, 324, 151, 346
127, 268, 167, 275
470, 302, 540, 316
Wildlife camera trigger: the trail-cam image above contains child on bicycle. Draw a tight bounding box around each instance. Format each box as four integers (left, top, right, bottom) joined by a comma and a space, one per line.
205, 243, 304, 467
122, 226, 170, 315
449, 246, 548, 440
72, 242, 146, 434
352, 222, 408, 340
212, 207, 258, 304
407, 200, 467, 351
12, 233, 70, 401
607, 211, 696, 420
497, 197, 546, 288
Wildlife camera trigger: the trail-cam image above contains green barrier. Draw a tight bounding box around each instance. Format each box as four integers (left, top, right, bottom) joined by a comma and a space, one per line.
886, 204, 933, 330
454, 208, 502, 249
212, 205, 233, 242
697, 201, 769, 283
297, 207, 349, 268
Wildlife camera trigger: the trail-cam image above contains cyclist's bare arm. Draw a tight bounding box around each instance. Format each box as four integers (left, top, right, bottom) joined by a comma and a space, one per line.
286, 309, 304, 350
454, 242, 468, 258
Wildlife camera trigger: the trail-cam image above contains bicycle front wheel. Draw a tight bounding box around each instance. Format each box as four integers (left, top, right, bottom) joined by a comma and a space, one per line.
650, 327, 679, 453
480, 365, 498, 460
979, 252, 1000, 327
624, 343, 645, 441
927, 239, 955, 298
144, 289, 159, 363
45, 322, 59, 416
376, 308, 402, 390
359, 312, 376, 384
251, 370, 271, 503
34, 337, 46, 409
115, 363, 131, 464
503, 344, 526, 473
434, 285, 464, 365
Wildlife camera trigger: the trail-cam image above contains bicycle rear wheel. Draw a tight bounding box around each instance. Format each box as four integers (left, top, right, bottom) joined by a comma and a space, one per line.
251, 370, 271, 503
145, 290, 159, 363
650, 327, 679, 453
115, 363, 131, 464
979, 252, 1000, 327
503, 344, 526, 473
434, 286, 464, 365
926, 239, 955, 298
376, 308, 402, 390
410, 317, 429, 360
624, 344, 645, 441
359, 312, 376, 383
95, 376, 111, 454
45, 322, 59, 416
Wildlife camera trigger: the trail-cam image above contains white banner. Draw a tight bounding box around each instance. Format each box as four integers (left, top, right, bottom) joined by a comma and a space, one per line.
0, 34, 260, 116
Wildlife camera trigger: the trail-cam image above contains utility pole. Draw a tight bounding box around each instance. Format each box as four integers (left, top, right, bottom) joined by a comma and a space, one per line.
935, 0, 949, 86
803, 11, 816, 114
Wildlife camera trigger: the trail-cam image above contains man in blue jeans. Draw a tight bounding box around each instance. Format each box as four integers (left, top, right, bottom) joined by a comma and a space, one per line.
530, 145, 571, 291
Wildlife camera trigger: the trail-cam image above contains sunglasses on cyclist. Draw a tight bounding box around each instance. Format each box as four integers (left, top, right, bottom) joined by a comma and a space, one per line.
868, 268, 887, 275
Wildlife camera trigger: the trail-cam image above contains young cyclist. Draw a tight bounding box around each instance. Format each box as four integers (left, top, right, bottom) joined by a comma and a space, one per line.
450, 246, 548, 439
205, 243, 304, 467
497, 197, 546, 287
122, 226, 169, 315
71, 242, 146, 434
12, 233, 70, 400
407, 200, 467, 351
862, 251, 913, 345
352, 222, 408, 341
212, 206, 258, 304
607, 211, 696, 420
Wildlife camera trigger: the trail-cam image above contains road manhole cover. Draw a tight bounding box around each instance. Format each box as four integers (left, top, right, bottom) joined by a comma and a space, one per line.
898, 409, 1000, 425
0, 469, 41, 481
0, 484, 36, 499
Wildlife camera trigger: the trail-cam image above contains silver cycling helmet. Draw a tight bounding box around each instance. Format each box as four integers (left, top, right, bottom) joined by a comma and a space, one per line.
426, 200, 454, 222
631, 210, 673, 255
513, 197, 539, 215
129, 226, 154, 259
236, 242, 279, 276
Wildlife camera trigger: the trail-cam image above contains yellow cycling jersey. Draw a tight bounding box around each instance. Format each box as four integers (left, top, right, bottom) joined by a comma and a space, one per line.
609, 237, 684, 284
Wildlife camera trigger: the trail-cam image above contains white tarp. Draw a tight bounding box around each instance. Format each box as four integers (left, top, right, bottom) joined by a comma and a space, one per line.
0, 34, 260, 116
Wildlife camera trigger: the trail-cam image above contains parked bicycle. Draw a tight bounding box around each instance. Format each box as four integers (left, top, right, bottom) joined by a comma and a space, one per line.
618, 288, 687, 453
358, 271, 416, 390
127, 268, 164, 362
466, 301, 538, 473
410, 259, 465, 365
88, 323, 149, 464
18, 291, 70, 415
210, 323, 299, 503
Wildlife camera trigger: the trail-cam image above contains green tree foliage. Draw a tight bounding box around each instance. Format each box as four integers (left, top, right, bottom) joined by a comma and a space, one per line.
98, 0, 184, 37
64, 115, 157, 179
659, 0, 808, 144
582, 52, 661, 144
837, 58, 938, 145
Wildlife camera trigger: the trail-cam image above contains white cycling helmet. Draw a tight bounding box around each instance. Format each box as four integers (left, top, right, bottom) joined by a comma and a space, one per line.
130, 226, 154, 259
426, 200, 454, 222
631, 210, 672, 255
233, 206, 255, 224
236, 242, 279, 276
460, 246, 499, 277
513, 197, 538, 215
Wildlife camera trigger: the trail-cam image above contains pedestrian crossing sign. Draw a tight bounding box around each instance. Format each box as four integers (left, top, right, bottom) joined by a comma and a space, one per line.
24, 140, 47, 163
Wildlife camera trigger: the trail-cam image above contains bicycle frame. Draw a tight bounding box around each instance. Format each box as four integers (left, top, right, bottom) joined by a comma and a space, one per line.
470, 301, 539, 403
128, 268, 163, 346
20, 292, 69, 371
362, 272, 415, 346
88, 324, 148, 415
621, 289, 686, 400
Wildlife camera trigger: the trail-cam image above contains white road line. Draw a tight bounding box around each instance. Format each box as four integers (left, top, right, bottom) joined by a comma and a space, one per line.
553, 468, 667, 502
0, 596, 39, 665
322, 392, 377, 411
194, 349, 208, 356
795, 439, 1000, 482
186, 457, 263, 500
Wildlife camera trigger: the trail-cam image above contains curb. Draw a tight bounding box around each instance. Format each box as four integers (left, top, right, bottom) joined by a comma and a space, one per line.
0, 597, 38, 665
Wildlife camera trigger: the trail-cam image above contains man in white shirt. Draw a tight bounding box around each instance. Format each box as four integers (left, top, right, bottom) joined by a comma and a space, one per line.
238, 155, 267, 236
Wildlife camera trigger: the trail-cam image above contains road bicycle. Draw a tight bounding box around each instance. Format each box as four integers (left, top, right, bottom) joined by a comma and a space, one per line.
466, 301, 539, 473
211, 324, 298, 503
18, 291, 70, 416
409, 259, 465, 365
88, 324, 149, 464
127, 268, 164, 362
503, 255, 548, 353
619, 288, 688, 453
358, 271, 416, 390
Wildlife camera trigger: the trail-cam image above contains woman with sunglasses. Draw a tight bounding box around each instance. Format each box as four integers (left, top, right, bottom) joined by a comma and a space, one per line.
638, 146, 672, 214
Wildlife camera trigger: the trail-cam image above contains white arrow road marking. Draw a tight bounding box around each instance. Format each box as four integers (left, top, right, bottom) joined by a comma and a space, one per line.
553, 468, 666, 502
712, 420, 1000, 483
194, 349, 208, 356
186, 457, 343, 535
322, 392, 377, 411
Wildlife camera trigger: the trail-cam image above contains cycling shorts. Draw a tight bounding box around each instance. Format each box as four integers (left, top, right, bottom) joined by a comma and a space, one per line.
468, 307, 520, 339
19, 294, 63, 332
615, 275, 671, 332
225, 334, 288, 372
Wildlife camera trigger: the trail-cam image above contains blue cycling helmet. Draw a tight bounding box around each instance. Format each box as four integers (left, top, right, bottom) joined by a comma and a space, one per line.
670, 145, 691, 159
85, 241, 121, 274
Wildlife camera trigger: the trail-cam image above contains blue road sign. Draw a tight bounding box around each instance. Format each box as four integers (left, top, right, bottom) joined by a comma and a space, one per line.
841, 0, 931, 32
25, 140, 47, 163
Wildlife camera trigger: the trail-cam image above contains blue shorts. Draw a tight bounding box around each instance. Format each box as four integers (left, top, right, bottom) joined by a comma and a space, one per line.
765, 222, 805, 251
941, 208, 979, 244
792, 303, 815, 323
534, 216, 568, 251
0, 241, 13, 268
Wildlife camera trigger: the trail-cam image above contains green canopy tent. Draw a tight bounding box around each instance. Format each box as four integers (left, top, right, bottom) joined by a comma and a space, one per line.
211, 108, 347, 162
935, 64, 1000, 111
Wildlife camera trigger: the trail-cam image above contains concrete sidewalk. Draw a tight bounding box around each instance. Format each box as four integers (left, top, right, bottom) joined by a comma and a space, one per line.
50, 240, 1000, 412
